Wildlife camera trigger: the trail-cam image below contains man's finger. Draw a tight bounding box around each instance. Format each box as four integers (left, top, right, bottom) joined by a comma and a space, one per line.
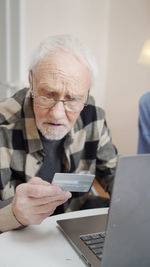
28, 177, 50, 185
33, 197, 70, 214
30, 190, 72, 206
16, 183, 63, 198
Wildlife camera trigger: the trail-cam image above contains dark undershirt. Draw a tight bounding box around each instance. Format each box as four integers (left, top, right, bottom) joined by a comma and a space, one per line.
36, 133, 63, 182
36, 132, 65, 214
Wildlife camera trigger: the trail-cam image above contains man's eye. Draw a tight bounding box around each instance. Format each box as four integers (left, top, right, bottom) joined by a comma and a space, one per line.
39, 88, 56, 98
46, 92, 55, 98
66, 95, 77, 101
70, 98, 77, 102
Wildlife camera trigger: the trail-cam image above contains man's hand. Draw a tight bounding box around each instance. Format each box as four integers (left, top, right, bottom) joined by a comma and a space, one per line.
12, 177, 72, 226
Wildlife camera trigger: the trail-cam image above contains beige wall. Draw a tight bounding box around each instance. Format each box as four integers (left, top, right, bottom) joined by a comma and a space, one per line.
105, 0, 150, 154
24, 0, 150, 155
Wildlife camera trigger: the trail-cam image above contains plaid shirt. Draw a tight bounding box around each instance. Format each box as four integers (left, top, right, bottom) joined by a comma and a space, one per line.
0, 88, 117, 232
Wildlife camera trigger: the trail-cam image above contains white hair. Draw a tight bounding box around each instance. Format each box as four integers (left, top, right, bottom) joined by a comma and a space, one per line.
28, 34, 98, 86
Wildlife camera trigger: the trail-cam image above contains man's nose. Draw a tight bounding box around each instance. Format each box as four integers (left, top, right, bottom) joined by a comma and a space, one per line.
48, 100, 66, 119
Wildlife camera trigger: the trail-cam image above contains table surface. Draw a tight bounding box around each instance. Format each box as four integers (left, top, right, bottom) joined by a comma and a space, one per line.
0, 208, 108, 267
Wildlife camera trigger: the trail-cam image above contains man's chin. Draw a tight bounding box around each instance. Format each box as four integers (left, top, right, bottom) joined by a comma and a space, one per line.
39, 128, 69, 140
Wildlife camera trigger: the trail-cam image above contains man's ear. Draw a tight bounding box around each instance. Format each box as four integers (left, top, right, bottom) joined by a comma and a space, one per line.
28, 71, 32, 89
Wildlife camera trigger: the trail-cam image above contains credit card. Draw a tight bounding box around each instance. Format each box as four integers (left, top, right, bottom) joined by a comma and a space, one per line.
52, 173, 95, 192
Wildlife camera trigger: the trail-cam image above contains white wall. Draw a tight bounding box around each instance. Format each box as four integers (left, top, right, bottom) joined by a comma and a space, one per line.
0, 0, 26, 98
105, 0, 150, 154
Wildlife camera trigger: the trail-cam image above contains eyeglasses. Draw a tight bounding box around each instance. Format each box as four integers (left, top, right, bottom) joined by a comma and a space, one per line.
30, 71, 89, 112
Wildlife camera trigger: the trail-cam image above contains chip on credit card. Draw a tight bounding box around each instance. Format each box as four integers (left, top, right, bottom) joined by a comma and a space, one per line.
52, 173, 95, 192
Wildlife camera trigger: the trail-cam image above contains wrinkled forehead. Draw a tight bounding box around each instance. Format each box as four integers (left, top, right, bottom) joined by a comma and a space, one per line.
33, 50, 92, 92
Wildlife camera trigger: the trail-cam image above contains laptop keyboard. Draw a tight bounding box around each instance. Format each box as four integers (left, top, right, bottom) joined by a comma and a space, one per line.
80, 232, 106, 261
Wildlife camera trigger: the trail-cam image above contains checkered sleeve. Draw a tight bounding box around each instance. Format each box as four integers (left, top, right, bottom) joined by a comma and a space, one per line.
96, 109, 117, 194
0, 203, 22, 233
0, 89, 27, 232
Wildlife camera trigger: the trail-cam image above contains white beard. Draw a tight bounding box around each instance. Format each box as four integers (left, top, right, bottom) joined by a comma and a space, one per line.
37, 119, 71, 140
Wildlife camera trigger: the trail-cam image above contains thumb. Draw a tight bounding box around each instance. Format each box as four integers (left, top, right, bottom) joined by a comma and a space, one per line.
28, 177, 50, 186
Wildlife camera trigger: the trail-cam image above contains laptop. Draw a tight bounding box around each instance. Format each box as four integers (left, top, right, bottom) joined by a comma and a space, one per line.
57, 154, 150, 267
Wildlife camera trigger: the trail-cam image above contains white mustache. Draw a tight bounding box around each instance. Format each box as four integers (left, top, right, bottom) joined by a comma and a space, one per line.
37, 118, 71, 140
41, 119, 69, 127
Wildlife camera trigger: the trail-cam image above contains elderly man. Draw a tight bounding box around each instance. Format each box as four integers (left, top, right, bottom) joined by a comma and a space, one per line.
0, 34, 117, 232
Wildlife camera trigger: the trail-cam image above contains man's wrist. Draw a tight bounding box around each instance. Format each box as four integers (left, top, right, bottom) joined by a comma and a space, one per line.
0, 203, 22, 232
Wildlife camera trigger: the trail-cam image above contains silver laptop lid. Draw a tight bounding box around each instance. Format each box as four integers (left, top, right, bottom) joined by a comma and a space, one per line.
102, 154, 150, 267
